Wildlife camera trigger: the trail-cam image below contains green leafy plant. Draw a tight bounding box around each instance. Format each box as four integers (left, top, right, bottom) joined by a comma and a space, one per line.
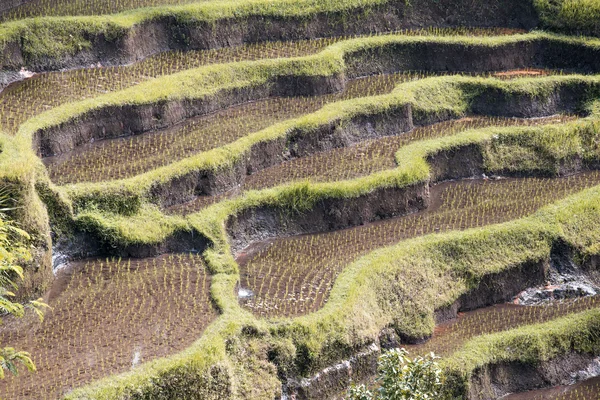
0, 185, 49, 378
348, 349, 443, 400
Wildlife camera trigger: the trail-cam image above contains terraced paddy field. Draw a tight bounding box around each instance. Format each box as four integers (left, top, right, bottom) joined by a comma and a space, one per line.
1, 0, 600, 399
237, 171, 600, 318
0, 254, 216, 400
43, 72, 416, 184
45, 70, 563, 186
0, 28, 534, 135
167, 109, 569, 215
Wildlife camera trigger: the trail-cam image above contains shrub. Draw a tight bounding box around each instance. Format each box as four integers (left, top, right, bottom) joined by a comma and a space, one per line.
348, 349, 443, 400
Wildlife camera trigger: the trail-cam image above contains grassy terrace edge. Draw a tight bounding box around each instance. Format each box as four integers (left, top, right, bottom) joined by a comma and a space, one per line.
0, 0, 597, 74
62, 116, 600, 398
58, 73, 600, 248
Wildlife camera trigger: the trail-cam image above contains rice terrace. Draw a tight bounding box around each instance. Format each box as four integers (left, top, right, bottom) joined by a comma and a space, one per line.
2, 0, 600, 399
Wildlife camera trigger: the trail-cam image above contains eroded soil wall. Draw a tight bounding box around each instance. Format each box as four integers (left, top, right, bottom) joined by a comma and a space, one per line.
469, 353, 598, 399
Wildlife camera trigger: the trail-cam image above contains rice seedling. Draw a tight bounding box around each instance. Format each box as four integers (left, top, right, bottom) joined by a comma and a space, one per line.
0, 253, 215, 400
238, 171, 600, 318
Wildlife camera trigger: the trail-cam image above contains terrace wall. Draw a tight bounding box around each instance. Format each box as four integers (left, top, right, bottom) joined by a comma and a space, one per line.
469, 353, 599, 399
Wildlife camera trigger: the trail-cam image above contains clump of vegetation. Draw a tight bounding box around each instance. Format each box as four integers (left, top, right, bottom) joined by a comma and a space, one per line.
348, 349, 443, 400
0, 186, 48, 378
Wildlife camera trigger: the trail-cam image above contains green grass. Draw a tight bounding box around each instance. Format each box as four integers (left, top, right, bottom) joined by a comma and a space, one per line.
0, 132, 53, 299
535, 0, 600, 36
